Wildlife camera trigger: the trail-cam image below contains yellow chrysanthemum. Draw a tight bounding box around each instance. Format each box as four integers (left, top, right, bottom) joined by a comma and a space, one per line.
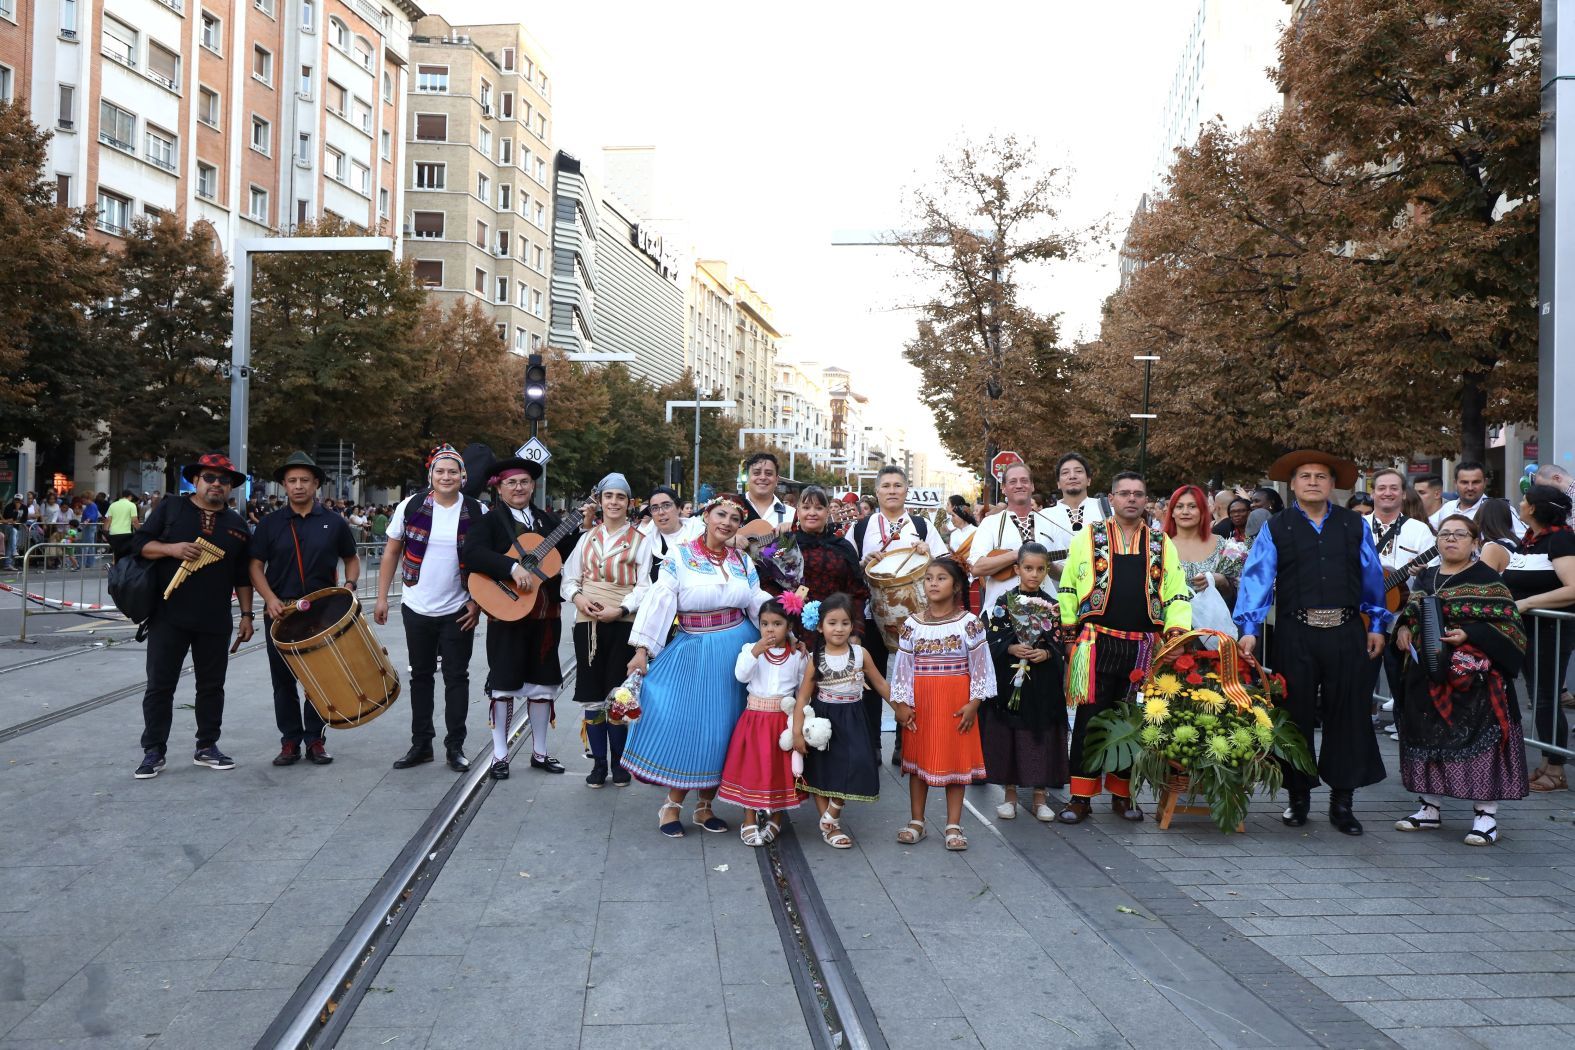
1251, 706, 1273, 729
1194, 688, 1227, 713
1151, 673, 1184, 699
1143, 696, 1171, 725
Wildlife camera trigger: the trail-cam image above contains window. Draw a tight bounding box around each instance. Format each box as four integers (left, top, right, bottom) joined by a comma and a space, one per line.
353, 97, 371, 134
325, 146, 345, 181
535, 156, 546, 183
57, 85, 75, 130
98, 100, 135, 152
496, 230, 509, 256
56, 173, 71, 205
412, 211, 443, 238
200, 12, 222, 53
495, 276, 508, 303
61, 0, 78, 36
248, 186, 268, 223
415, 163, 445, 189
379, 129, 391, 159
250, 115, 271, 155
252, 44, 273, 86
101, 16, 137, 68
533, 245, 545, 271
501, 93, 513, 119
416, 65, 447, 93
147, 42, 180, 90
539, 73, 549, 99
530, 332, 543, 351
474, 219, 487, 248
535, 113, 547, 139
296, 132, 311, 164
413, 260, 442, 287
297, 199, 309, 225
378, 187, 388, 217
145, 125, 176, 171
480, 81, 492, 110
499, 138, 512, 165
530, 289, 544, 317
415, 113, 446, 141
299, 65, 312, 97
513, 326, 526, 349
254, 0, 274, 15
473, 268, 486, 294
382, 72, 392, 103
300, 0, 314, 31
533, 200, 545, 226
502, 47, 515, 71
352, 161, 370, 195
353, 37, 373, 71
96, 189, 131, 234
498, 184, 511, 211
198, 86, 220, 127
476, 173, 490, 201
329, 17, 348, 51
326, 80, 346, 115
522, 56, 533, 80
516, 281, 527, 307
196, 162, 217, 200
478, 126, 491, 155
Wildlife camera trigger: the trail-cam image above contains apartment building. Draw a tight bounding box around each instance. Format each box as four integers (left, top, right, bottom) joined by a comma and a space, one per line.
403, 14, 552, 353
547, 148, 593, 357
774, 360, 831, 458
682, 259, 780, 426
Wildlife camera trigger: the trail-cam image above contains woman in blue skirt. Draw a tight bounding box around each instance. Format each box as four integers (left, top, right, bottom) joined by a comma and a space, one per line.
623, 494, 773, 837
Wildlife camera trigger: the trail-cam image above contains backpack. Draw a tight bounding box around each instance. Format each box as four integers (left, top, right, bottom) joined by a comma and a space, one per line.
852, 512, 929, 553
107, 502, 173, 640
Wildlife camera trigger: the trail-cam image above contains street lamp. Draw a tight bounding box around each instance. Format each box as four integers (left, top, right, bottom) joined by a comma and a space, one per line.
1131, 354, 1160, 477
667, 386, 730, 499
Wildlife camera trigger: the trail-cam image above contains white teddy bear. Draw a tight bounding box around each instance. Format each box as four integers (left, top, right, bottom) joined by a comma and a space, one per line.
778, 696, 832, 777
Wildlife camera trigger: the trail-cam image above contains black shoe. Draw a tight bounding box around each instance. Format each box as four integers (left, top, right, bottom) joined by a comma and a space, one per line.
611, 763, 631, 787
134, 752, 166, 779
1282, 791, 1310, 827
530, 754, 565, 774
490, 759, 510, 780
586, 760, 609, 788
272, 742, 301, 767
392, 746, 434, 770
305, 739, 334, 765
446, 750, 470, 773
890, 741, 903, 767
1329, 790, 1363, 836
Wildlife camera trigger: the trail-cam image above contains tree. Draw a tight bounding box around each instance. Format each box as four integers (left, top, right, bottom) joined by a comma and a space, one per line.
657, 372, 743, 496
101, 217, 232, 490
0, 102, 117, 453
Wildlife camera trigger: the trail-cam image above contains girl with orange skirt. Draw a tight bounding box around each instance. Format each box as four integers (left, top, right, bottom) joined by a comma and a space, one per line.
890, 559, 997, 851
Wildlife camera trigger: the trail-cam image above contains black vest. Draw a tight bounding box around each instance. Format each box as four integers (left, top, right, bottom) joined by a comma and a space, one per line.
1265, 504, 1365, 616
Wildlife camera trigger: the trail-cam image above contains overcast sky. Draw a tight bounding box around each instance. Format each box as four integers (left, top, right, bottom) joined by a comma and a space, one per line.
438, 0, 1218, 472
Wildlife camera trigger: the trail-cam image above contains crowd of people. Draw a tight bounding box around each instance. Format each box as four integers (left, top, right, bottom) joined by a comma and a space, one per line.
116, 443, 1575, 852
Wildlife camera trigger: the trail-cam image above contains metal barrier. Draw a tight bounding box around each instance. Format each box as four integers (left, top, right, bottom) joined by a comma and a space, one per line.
1525, 608, 1575, 761
354, 541, 402, 604
15, 543, 115, 641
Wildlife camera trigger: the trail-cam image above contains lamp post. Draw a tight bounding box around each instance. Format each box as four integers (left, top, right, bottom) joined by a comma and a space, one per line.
1542, 0, 1575, 472
667, 386, 730, 498
1131, 354, 1160, 477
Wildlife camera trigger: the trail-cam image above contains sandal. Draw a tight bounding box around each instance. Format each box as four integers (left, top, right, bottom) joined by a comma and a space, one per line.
760, 816, 781, 845
943, 823, 968, 851
818, 801, 852, 849
1463, 808, 1498, 846
1529, 764, 1568, 792
740, 820, 763, 846
658, 801, 684, 838
1394, 798, 1442, 832
896, 819, 927, 845
693, 800, 729, 834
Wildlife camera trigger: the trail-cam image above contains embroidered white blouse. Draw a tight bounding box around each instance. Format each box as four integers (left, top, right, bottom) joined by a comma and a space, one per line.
630, 540, 774, 658
888, 612, 997, 705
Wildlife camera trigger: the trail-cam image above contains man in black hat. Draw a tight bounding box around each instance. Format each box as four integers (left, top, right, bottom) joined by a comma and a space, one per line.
461, 455, 584, 780
1235, 450, 1389, 834
248, 451, 359, 766
132, 453, 256, 779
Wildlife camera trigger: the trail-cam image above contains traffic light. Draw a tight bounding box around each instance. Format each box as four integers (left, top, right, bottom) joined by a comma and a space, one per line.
524, 353, 547, 422
665, 456, 684, 493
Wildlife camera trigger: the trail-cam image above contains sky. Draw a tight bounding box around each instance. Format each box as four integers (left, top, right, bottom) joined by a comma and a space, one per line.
436, 0, 1216, 474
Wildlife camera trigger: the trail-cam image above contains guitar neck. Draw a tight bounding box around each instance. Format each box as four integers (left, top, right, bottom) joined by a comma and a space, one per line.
523, 516, 578, 559
1383, 546, 1438, 591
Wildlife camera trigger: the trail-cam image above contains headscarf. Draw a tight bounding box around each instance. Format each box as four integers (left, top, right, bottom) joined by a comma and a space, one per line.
595, 472, 631, 497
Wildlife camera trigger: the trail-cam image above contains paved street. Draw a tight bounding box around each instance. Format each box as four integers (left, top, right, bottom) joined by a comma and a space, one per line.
0, 589, 1572, 1048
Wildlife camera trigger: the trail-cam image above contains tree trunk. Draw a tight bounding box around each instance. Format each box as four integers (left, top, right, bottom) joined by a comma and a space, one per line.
1458, 376, 1487, 466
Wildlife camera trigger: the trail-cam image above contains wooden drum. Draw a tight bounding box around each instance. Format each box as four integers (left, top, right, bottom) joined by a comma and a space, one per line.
865, 548, 930, 649
270, 586, 400, 729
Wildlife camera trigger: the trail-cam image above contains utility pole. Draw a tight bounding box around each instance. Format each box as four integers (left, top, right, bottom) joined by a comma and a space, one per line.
666, 387, 730, 497
1132, 355, 1159, 477
1542, 0, 1575, 472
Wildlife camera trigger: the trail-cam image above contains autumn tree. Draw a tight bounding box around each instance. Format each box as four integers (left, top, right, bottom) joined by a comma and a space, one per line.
101, 217, 232, 490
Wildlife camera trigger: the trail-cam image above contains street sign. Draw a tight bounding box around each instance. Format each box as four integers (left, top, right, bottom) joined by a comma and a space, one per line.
516, 438, 552, 465
990, 450, 1024, 482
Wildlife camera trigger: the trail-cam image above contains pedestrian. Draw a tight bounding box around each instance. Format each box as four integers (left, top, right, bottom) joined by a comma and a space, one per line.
1429, 460, 1525, 537
1058, 472, 1192, 824
374, 444, 482, 774
969, 463, 1063, 615
131, 453, 255, 779
792, 487, 867, 609
1367, 468, 1438, 728
78, 494, 101, 568
1392, 514, 1528, 844
371, 504, 390, 544
248, 451, 359, 767
981, 544, 1066, 823
721, 599, 808, 845
562, 473, 651, 788
1235, 451, 1390, 834
890, 559, 994, 850
1412, 473, 1445, 522
1, 496, 21, 569
740, 452, 796, 533
796, 593, 892, 848
1212, 497, 1251, 543
105, 489, 140, 563
1041, 453, 1108, 561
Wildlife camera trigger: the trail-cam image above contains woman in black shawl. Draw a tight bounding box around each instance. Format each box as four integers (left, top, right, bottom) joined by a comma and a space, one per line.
1392, 514, 1528, 846
792, 487, 868, 611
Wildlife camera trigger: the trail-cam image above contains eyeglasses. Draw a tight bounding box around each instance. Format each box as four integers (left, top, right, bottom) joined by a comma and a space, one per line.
1435, 530, 1473, 540
499, 478, 532, 488
648, 501, 675, 511
197, 473, 232, 485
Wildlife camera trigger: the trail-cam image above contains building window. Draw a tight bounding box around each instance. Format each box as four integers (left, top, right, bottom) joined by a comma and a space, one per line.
502, 47, 515, 71
300, 0, 314, 31
476, 173, 490, 201
478, 126, 491, 155
479, 80, 492, 111
60, 0, 78, 36
352, 161, 370, 195
535, 113, 547, 139
0, 69, 9, 107
533, 201, 545, 227
415, 113, 446, 141
299, 65, 312, 97
501, 93, 513, 120
535, 156, 546, 183
379, 129, 391, 159
495, 276, 508, 303
296, 132, 311, 164
498, 184, 511, 211
248, 186, 269, 223
530, 289, 544, 318
146, 41, 180, 91
326, 80, 346, 115
474, 219, 487, 249
522, 56, 533, 80
496, 230, 509, 256
530, 333, 543, 351
378, 187, 389, 217
198, 86, 220, 127
382, 71, 392, 103
98, 100, 135, 152
101, 16, 137, 68
143, 204, 163, 222
250, 115, 271, 155
325, 146, 345, 181
414, 260, 442, 287
499, 138, 512, 165
353, 36, 373, 71
96, 188, 131, 234
415, 163, 445, 189
353, 97, 372, 134
196, 162, 217, 200
416, 65, 447, 93
145, 125, 177, 171
516, 281, 526, 307
254, 0, 274, 16
329, 17, 348, 51
57, 84, 75, 130
539, 73, 549, 99
473, 268, 486, 294
533, 245, 545, 271
412, 211, 443, 238
55, 173, 71, 205
200, 11, 222, 53
252, 44, 273, 86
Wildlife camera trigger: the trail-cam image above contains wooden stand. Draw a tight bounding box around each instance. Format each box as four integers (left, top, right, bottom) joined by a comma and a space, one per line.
1155, 775, 1245, 833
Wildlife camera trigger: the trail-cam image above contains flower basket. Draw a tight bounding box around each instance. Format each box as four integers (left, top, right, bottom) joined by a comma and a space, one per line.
1082, 629, 1315, 834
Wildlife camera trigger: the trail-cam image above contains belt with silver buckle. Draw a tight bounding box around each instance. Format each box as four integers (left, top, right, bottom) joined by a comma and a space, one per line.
1293, 607, 1355, 628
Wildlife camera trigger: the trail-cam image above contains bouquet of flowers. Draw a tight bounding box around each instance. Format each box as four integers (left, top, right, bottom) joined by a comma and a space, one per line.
1082, 629, 1314, 833
605, 671, 643, 726
1001, 591, 1059, 710
758, 533, 804, 593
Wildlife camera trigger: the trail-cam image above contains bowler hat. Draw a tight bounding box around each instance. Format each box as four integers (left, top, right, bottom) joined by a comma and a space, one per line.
274, 450, 328, 485
182, 452, 247, 487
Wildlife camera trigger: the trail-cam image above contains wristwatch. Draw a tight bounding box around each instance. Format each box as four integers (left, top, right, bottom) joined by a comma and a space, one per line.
240, 612, 255, 620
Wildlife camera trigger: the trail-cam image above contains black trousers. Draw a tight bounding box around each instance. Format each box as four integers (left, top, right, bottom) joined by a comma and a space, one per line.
573, 618, 634, 704
1277, 619, 1386, 793
108, 534, 136, 563
264, 617, 326, 744
140, 618, 232, 754
402, 605, 475, 751
862, 618, 890, 757
1526, 615, 1575, 765
1359, 639, 1405, 713
1066, 635, 1145, 796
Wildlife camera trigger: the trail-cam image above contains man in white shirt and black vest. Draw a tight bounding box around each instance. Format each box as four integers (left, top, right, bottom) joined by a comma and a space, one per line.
1041, 452, 1107, 579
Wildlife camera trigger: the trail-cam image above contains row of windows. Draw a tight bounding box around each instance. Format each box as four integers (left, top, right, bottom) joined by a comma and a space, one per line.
410, 163, 549, 229
497, 46, 550, 99
410, 261, 547, 318
101, 16, 182, 92
410, 116, 549, 184
98, 99, 179, 173
413, 67, 549, 139
407, 212, 549, 271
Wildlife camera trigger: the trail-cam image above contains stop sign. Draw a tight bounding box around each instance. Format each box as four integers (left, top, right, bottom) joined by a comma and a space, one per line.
990, 450, 1024, 482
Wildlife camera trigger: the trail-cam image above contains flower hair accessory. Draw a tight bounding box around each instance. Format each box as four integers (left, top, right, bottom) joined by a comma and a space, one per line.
800, 600, 821, 631
779, 591, 805, 615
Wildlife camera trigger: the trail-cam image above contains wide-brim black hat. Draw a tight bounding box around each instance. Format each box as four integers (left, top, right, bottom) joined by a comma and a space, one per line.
485, 455, 543, 485
274, 450, 328, 485
182, 452, 247, 487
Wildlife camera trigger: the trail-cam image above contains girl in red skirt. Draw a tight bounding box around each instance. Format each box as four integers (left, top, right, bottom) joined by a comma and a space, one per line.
890, 559, 997, 851
719, 600, 807, 845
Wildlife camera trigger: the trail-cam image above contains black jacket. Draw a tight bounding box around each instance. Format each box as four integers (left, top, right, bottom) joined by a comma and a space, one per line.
462, 503, 579, 606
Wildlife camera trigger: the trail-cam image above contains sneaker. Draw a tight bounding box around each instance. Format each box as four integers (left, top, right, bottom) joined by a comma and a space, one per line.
305, 739, 334, 765
193, 747, 235, 770
611, 764, 631, 787
586, 759, 609, 788
272, 742, 301, 766
1381, 698, 1395, 713
134, 752, 166, 779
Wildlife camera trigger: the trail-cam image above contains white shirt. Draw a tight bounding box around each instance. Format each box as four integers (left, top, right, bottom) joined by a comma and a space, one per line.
733, 643, 807, 700
1368, 514, 1437, 572
971, 507, 1063, 612
387, 497, 469, 617
1430, 496, 1527, 538
1040, 497, 1107, 553
561, 521, 653, 611
638, 516, 704, 572
745, 494, 796, 531
855, 510, 948, 562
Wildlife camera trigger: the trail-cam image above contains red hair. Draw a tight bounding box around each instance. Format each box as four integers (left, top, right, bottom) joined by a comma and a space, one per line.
1163, 485, 1213, 543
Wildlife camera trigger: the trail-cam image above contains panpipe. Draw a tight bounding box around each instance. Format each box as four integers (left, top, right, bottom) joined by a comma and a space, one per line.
163, 537, 226, 599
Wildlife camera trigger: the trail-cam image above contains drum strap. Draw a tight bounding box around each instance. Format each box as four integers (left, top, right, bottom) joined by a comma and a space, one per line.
288, 519, 309, 594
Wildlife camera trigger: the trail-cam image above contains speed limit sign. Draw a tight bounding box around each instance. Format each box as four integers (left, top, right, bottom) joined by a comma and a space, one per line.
515, 438, 552, 465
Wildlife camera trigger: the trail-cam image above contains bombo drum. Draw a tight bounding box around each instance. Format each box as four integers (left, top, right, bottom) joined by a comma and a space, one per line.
865, 547, 930, 649
270, 586, 400, 728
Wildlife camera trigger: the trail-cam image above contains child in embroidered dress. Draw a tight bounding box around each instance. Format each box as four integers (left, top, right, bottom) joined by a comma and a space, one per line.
890, 559, 997, 851
719, 601, 808, 846
794, 593, 897, 849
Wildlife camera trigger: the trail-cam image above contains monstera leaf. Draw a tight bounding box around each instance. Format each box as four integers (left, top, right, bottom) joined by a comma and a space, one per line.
1083, 703, 1145, 775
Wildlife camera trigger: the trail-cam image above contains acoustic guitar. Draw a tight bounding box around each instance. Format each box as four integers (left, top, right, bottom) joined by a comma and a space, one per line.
974, 546, 1071, 582
737, 499, 861, 543
467, 513, 585, 622
1381, 544, 1439, 613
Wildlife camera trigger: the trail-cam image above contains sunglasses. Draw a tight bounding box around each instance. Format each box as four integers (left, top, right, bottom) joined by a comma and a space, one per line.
197, 473, 233, 486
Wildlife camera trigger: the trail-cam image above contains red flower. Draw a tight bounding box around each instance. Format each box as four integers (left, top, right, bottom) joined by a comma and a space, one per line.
1173, 654, 1196, 672
1128, 669, 1146, 684
1185, 672, 1204, 685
